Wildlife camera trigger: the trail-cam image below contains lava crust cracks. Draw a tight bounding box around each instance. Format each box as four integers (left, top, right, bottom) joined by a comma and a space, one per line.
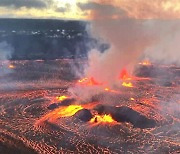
0, 60, 180, 153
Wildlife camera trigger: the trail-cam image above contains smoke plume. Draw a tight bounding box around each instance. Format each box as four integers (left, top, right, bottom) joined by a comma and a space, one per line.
0, 41, 14, 76
144, 20, 180, 65
0, 41, 12, 60
70, 1, 180, 100
85, 19, 153, 85
78, 2, 180, 86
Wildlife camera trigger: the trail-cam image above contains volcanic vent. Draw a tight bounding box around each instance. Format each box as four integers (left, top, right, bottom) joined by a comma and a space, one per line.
33, 60, 179, 153
0, 59, 179, 153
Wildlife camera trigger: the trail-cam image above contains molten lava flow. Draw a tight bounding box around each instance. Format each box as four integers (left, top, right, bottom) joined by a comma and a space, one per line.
35, 105, 84, 125
36, 102, 99, 125
58, 105, 83, 117
90, 114, 115, 123
122, 82, 133, 88
56, 95, 69, 101
139, 60, 152, 66
78, 77, 102, 86
104, 87, 119, 93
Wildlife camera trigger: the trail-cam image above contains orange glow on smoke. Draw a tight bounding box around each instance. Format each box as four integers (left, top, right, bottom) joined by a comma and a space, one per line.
119, 69, 132, 80
139, 60, 152, 66
78, 77, 102, 86
78, 77, 88, 83
104, 88, 111, 91
56, 95, 69, 101
122, 82, 133, 88
90, 114, 115, 123
119, 69, 134, 87
104, 87, 119, 93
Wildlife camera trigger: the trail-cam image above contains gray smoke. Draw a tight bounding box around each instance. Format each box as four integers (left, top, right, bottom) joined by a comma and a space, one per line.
84, 18, 180, 86
0, 41, 13, 77
71, 2, 180, 100
144, 20, 180, 65
0, 41, 13, 60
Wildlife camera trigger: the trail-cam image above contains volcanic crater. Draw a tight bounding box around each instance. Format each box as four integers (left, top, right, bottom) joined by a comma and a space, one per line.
0, 59, 180, 153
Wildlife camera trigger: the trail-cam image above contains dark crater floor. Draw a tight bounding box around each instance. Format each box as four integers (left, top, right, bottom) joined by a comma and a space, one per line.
0, 60, 179, 154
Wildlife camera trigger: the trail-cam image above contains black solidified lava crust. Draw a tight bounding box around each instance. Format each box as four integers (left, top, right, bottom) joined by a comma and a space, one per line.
94, 105, 157, 128
47, 98, 76, 110
47, 103, 59, 110
75, 109, 93, 122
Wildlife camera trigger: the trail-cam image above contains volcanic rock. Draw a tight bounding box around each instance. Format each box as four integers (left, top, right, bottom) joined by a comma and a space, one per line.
74, 109, 93, 122
47, 98, 76, 110
94, 105, 157, 128
111, 106, 157, 129
60, 98, 76, 106
47, 103, 59, 110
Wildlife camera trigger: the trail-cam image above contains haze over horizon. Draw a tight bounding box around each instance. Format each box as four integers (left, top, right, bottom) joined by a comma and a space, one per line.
0, 0, 180, 20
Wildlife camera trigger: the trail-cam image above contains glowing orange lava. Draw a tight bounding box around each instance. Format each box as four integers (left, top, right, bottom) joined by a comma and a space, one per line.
78, 77, 102, 86
104, 87, 119, 93
56, 95, 69, 101
139, 60, 152, 66
78, 77, 88, 83
8, 64, 15, 69
35, 105, 84, 126
36, 102, 100, 125
57, 105, 83, 117
90, 114, 115, 123
119, 69, 131, 80
122, 82, 133, 88
130, 97, 135, 101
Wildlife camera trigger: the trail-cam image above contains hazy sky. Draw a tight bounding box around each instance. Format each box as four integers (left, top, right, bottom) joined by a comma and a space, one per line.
0, 0, 180, 20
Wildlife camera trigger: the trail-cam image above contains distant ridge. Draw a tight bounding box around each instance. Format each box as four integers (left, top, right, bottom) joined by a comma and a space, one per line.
0, 18, 96, 60
0, 18, 87, 31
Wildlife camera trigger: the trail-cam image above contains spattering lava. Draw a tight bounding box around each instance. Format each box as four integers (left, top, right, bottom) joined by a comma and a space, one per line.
90, 114, 115, 123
